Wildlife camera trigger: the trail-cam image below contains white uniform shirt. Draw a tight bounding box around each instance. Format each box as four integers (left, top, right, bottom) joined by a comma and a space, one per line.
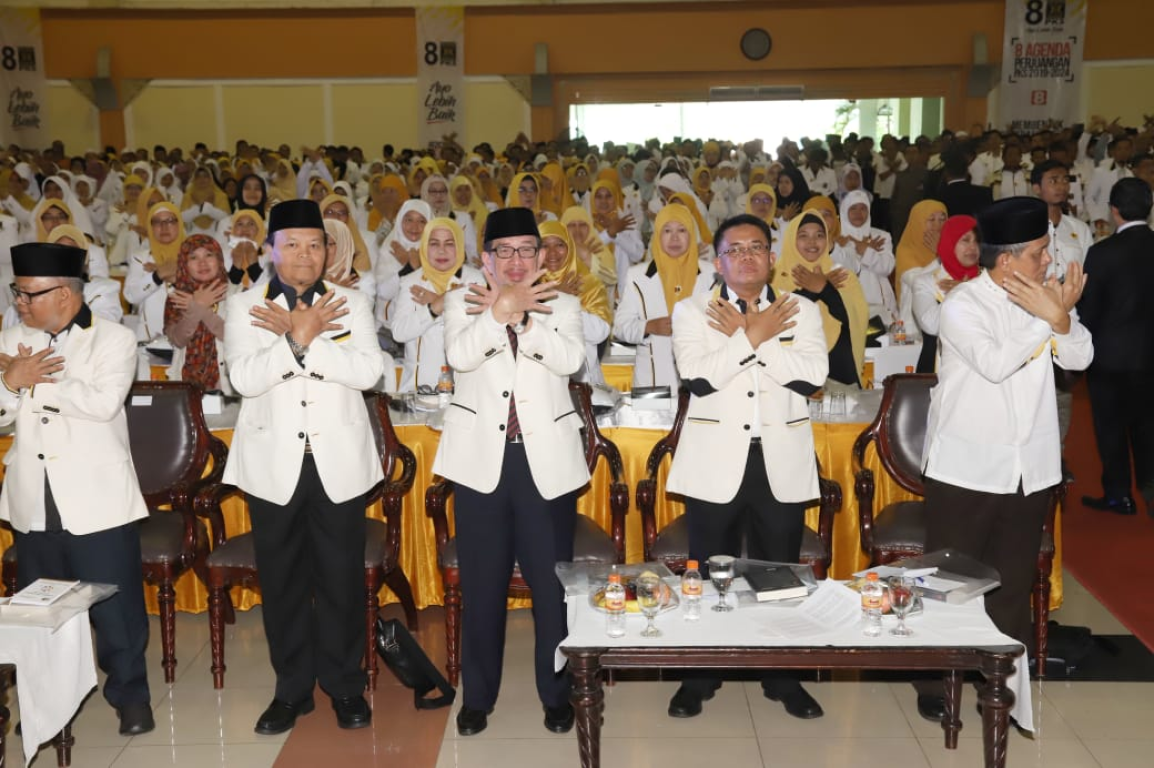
923, 271, 1093, 495
1046, 214, 1094, 281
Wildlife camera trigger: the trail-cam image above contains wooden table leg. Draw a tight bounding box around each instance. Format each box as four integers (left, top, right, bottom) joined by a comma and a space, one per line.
568, 651, 604, 768
942, 669, 963, 749
979, 652, 1017, 768
51, 724, 73, 767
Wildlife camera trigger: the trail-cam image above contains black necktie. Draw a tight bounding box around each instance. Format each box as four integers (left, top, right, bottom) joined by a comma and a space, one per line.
736, 298, 748, 315
506, 326, 521, 440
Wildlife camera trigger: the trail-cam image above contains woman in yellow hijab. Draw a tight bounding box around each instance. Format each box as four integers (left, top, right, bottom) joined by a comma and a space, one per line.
391, 217, 483, 392
449, 174, 488, 255
181, 166, 231, 234
1, 168, 36, 212
667, 191, 713, 245
539, 221, 612, 385
744, 183, 780, 255
505, 173, 555, 223
366, 173, 409, 239
268, 159, 297, 204
802, 195, 841, 242
34, 199, 73, 243
560, 205, 617, 293
612, 205, 715, 389
895, 199, 947, 301
319, 193, 373, 275
773, 210, 869, 387
408, 157, 441, 197
538, 162, 570, 217
124, 201, 187, 340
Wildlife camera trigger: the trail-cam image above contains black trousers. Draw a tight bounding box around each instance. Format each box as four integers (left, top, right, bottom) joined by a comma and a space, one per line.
247, 454, 367, 702
682, 443, 808, 697
14, 523, 151, 708
1087, 367, 1154, 502
923, 477, 1049, 651
454, 442, 577, 711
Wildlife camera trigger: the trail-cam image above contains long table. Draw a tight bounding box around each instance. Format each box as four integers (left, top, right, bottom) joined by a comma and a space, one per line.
560, 585, 1028, 768
0, 397, 1064, 615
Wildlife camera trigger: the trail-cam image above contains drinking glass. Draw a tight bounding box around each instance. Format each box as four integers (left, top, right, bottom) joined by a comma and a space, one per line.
707, 555, 736, 613
636, 575, 663, 638
829, 391, 847, 417
808, 397, 823, 421
888, 575, 916, 637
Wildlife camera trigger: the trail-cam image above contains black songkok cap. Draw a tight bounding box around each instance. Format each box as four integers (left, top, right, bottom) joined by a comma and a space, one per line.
484, 207, 540, 244
267, 199, 324, 238
11, 243, 86, 278
977, 197, 1049, 246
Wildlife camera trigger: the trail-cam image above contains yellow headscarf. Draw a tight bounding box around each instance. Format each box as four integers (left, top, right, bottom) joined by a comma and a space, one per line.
230, 209, 267, 245
409, 157, 441, 196
539, 221, 612, 326
35, 199, 72, 242
308, 175, 334, 201
367, 173, 409, 232
895, 199, 948, 301
319, 194, 371, 273
667, 192, 713, 243
802, 195, 841, 242
651, 205, 702, 315
136, 186, 165, 229
773, 212, 869, 386
449, 174, 488, 253
538, 162, 570, 216
692, 167, 713, 198
182, 168, 231, 230
475, 166, 503, 207
145, 201, 186, 267
560, 206, 616, 287
505, 172, 541, 211
745, 183, 778, 224
269, 159, 297, 204
0, 168, 35, 211
418, 217, 467, 295
46, 223, 88, 250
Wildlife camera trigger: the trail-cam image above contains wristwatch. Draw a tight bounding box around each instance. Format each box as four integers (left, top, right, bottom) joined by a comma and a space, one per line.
285, 331, 309, 359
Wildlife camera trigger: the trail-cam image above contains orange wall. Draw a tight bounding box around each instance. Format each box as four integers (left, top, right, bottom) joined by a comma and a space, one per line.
40, 0, 1154, 142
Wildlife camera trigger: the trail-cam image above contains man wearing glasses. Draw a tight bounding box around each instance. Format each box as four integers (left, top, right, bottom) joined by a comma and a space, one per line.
432, 207, 588, 737
0, 243, 155, 736
665, 214, 829, 721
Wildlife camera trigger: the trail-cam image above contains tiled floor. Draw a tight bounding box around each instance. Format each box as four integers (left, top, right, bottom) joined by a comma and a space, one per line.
5, 570, 1154, 767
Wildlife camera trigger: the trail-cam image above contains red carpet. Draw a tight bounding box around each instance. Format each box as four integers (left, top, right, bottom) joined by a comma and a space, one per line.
1061, 380, 1154, 652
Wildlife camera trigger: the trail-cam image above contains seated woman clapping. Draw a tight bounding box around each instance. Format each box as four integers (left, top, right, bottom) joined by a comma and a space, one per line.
163, 234, 232, 393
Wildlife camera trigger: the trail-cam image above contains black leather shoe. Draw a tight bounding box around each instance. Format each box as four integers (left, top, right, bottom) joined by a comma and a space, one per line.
254, 697, 315, 735
667, 682, 720, 718
332, 695, 372, 730
456, 706, 492, 736
917, 694, 947, 722
117, 702, 155, 736
1082, 495, 1137, 515
543, 703, 575, 734
764, 687, 824, 719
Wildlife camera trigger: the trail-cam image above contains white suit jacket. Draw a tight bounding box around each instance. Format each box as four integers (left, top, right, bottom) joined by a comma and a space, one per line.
431, 290, 589, 500
223, 279, 385, 505
0, 310, 149, 534
665, 288, 828, 504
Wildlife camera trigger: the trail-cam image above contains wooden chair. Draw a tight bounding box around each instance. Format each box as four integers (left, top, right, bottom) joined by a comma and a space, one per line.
196, 392, 418, 690
852, 372, 1062, 672
425, 381, 629, 686
2, 382, 226, 684
635, 388, 843, 578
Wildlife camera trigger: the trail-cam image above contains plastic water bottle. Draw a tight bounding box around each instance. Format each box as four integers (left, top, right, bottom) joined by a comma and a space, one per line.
436, 365, 454, 407
861, 572, 884, 637
682, 560, 703, 622
605, 573, 626, 638
892, 320, 908, 345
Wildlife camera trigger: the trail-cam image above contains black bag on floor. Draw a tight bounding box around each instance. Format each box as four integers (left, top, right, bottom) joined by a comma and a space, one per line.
375, 617, 456, 709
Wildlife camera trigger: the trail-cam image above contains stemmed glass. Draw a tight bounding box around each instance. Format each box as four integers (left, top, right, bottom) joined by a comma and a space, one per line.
707, 555, 736, 613
888, 575, 916, 637
636, 575, 663, 638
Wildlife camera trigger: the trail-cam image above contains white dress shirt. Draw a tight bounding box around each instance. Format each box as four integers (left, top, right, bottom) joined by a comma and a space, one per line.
923, 271, 1093, 495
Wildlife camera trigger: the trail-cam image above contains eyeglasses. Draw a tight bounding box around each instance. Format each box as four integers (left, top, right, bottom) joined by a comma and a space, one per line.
492, 245, 540, 260
41, 212, 70, 224
720, 243, 770, 259
322, 207, 348, 217
10, 284, 64, 304
151, 217, 179, 228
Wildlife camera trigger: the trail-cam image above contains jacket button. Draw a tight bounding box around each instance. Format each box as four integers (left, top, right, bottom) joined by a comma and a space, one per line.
499, 424, 506, 431
301, 400, 307, 407
298, 432, 305, 439
743, 424, 751, 431
747, 391, 754, 398
37, 453, 44, 459
502, 391, 510, 398
42, 416, 49, 423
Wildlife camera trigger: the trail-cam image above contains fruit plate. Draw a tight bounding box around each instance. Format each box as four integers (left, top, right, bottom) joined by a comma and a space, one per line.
589, 578, 680, 615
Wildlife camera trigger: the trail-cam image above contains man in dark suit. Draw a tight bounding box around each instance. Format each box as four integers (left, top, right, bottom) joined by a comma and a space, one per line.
935, 150, 993, 218
1077, 178, 1154, 516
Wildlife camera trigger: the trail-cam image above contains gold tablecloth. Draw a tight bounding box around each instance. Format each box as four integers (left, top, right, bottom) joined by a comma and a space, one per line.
0, 419, 1063, 614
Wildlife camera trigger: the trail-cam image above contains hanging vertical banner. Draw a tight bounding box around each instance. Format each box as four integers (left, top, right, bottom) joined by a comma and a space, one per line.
1000, 0, 1087, 133
0, 8, 49, 147
416, 6, 466, 149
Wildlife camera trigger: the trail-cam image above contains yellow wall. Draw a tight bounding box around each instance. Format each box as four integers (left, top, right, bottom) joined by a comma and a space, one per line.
220, 85, 325, 151
126, 85, 215, 152
332, 82, 419, 154
46, 83, 101, 153
1085, 62, 1154, 129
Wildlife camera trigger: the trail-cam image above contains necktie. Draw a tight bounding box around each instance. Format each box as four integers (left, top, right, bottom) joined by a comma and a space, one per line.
506, 326, 521, 440
736, 298, 748, 315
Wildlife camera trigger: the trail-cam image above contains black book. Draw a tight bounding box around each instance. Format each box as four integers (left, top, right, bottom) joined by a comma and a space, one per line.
744, 564, 808, 602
